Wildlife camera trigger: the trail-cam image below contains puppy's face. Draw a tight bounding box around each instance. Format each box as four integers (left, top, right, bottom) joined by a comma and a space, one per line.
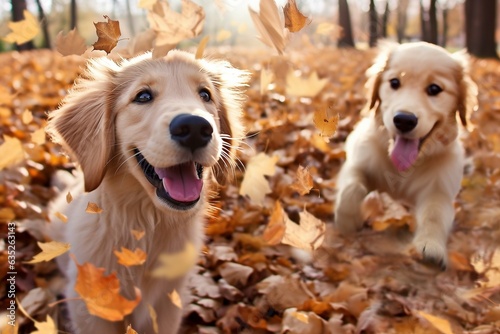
47, 51, 248, 213
368, 42, 476, 171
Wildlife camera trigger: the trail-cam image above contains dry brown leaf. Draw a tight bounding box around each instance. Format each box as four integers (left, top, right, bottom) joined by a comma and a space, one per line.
21, 109, 33, 124
286, 70, 328, 97
218, 262, 254, 287
362, 191, 413, 231
313, 105, 339, 140
168, 289, 182, 309
148, 304, 159, 334
131, 229, 145, 241
86, 202, 103, 214
195, 36, 210, 59
263, 201, 287, 245
290, 165, 313, 195
31, 128, 46, 145
0, 136, 24, 171
239, 152, 278, 205
416, 311, 453, 334
151, 242, 198, 279
92, 15, 121, 53
260, 67, 275, 95
126, 324, 138, 334
55, 29, 88, 56
249, 0, 288, 55
114, 247, 147, 266
25, 241, 70, 264
283, 0, 309, 33
0, 208, 16, 222
73, 255, 141, 321
3, 10, 40, 45
281, 210, 325, 251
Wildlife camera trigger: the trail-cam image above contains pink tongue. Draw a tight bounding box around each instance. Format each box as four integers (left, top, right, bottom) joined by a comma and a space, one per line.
154, 163, 203, 202
390, 136, 419, 172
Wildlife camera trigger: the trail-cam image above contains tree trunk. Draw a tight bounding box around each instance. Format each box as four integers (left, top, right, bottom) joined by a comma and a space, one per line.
381, 1, 390, 38
11, 0, 34, 51
369, 0, 378, 47
125, 0, 136, 36
34, 0, 50, 48
441, 6, 448, 47
397, 0, 409, 43
338, 0, 355, 48
465, 0, 498, 58
70, 0, 77, 30
420, 0, 438, 44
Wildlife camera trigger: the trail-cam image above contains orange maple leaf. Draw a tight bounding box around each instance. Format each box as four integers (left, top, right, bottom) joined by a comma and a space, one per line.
114, 247, 147, 266
72, 255, 141, 321
290, 165, 313, 195
92, 15, 121, 54
313, 105, 339, 140
283, 0, 309, 33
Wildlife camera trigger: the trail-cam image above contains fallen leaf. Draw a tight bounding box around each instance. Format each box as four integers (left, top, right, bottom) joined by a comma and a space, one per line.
31, 315, 57, 334
148, 304, 159, 334
0, 208, 16, 222
73, 255, 141, 321
362, 191, 413, 231
249, 0, 288, 55
286, 70, 328, 97
195, 36, 210, 59
31, 128, 46, 145
131, 229, 145, 240
262, 201, 286, 245
239, 152, 278, 205
168, 289, 182, 309
291, 311, 309, 323
313, 105, 339, 139
416, 311, 453, 334
290, 165, 313, 195
92, 15, 121, 53
0, 136, 25, 171
114, 247, 147, 266
283, 0, 309, 33
151, 242, 198, 279
86, 202, 103, 214
25, 241, 70, 264
281, 210, 326, 251
3, 10, 40, 45
55, 29, 88, 56
260, 67, 275, 95
22, 109, 33, 124
218, 262, 254, 287
126, 325, 138, 334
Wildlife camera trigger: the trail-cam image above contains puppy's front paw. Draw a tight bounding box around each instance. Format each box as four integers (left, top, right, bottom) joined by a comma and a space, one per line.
413, 238, 448, 270
334, 183, 368, 235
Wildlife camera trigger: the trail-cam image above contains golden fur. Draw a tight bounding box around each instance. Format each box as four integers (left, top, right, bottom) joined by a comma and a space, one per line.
46, 50, 248, 333
334, 42, 477, 269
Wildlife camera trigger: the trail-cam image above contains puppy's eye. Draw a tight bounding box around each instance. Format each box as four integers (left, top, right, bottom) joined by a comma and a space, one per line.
199, 88, 211, 103
133, 90, 153, 103
427, 84, 443, 96
389, 78, 400, 90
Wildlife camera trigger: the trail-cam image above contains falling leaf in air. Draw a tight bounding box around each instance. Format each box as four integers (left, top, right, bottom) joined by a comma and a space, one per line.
25, 241, 70, 264
21, 109, 33, 124
281, 209, 326, 251
31, 128, 46, 145
92, 15, 121, 53
313, 105, 339, 139
216, 29, 232, 42
131, 229, 145, 241
66, 192, 73, 204
3, 10, 40, 45
416, 311, 453, 334
138, 0, 158, 10
249, 0, 288, 55
0, 136, 25, 171
148, 304, 159, 334
30, 315, 58, 334
286, 70, 328, 97
260, 67, 275, 95
168, 289, 182, 309
114, 247, 147, 266
195, 36, 210, 59
86, 202, 103, 214
315, 22, 337, 36
290, 165, 313, 195
55, 29, 88, 56
54, 212, 68, 223
126, 325, 138, 334
151, 242, 198, 279
73, 255, 142, 321
239, 152, 278, 205
283, 0, 309, 33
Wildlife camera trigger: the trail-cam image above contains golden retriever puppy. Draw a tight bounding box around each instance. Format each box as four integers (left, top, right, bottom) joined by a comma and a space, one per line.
334, 42, 477, 269
46, 51, 249, 333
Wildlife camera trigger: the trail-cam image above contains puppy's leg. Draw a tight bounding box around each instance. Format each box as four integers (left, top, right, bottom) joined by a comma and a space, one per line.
413, 192, 455, 270
334, 168, 369, 235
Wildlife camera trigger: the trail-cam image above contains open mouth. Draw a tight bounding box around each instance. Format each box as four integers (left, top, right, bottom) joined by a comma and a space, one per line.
134, 148, 203, 210
390, 123, 437, 172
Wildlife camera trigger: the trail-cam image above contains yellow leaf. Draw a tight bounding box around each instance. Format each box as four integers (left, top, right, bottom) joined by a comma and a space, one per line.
417, 311, 453, 334
0, 136, 24, 171
290, 165, 313, 195
31, 128, 46, 145
216, 29, 232, 42
21, 109, 33, 124
291, 311, 309, 323
151, 242, 198, 279
148, 304, 159, 334
263, 201, 286, 245
195, 35, 210, 59
283, 0, 309, 33
25, 241, 70, 264
54, 211, 68, 223
86, 202, 103, 214
260, 67, 275, 95
281, 210, 326, 251
239, 153, 278, 205
126, 324, 138, 334
138, 0, 158, 9
73, 255, 142, 321
114, 247, 147, 266
55, 29, 88, 56
131, 229, 145, 240
3, 10, 40, 45
92, 15, 121, 54
313, 105, 339, 139
168, 289, 182, 309
248, 0, 288, 55
0, 208, 16, 223
315, 22, 336, 36
286, 70, 328, 97
66, 191, 73, 204
31, 315, 58, 334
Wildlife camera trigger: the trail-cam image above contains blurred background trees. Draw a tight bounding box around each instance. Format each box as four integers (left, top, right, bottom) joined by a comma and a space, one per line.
1, 0, 498, 58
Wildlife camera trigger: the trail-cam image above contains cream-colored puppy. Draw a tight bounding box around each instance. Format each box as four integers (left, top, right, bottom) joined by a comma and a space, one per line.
334, 42, 477, 269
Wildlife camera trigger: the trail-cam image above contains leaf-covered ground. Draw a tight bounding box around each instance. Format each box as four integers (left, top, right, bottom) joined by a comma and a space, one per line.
1, 46, 500, 334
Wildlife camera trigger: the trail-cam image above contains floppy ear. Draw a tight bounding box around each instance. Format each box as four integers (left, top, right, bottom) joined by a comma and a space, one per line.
46, 57, 120, 192
365, 41, 394, 111
203, 60, 250, 185
453, 51, 478, 129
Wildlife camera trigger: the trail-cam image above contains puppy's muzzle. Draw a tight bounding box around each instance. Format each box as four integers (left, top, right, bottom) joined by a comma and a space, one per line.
393, 111, 418, 133
170, 114, 213, 151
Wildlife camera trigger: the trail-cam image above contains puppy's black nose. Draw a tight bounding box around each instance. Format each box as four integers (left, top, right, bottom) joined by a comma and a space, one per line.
393, 112, 418, 133
170, 114, 213, 151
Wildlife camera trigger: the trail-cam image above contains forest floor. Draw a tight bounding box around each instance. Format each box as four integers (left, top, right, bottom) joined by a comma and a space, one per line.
1, 46, 500, 334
